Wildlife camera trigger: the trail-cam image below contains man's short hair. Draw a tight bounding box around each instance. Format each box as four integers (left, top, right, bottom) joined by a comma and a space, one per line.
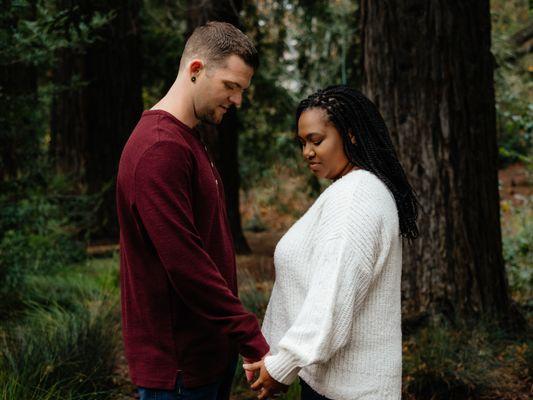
180, 21, 259, 71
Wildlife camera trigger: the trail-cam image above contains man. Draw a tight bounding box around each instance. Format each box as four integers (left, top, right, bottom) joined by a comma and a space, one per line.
116, 22, 270, 400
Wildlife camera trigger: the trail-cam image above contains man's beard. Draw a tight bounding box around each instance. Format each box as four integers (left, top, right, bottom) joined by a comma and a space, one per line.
196, 106, 221, 126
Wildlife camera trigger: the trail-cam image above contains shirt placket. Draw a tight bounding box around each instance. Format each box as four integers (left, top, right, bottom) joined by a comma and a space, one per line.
199, 140, 220, 194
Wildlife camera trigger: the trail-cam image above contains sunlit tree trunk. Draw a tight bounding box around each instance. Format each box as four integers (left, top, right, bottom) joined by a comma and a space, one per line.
361, 0, 511, 320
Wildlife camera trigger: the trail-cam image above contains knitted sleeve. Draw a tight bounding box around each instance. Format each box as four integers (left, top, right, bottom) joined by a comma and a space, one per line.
264, 184, 383, 385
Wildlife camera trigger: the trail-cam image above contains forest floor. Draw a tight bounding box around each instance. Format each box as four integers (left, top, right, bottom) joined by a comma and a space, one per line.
499, 162, 532, 203
109, 162, 532, 400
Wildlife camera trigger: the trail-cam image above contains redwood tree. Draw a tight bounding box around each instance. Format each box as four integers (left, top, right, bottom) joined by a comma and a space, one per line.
361, 0, 511, 319
51, 0, 143, 239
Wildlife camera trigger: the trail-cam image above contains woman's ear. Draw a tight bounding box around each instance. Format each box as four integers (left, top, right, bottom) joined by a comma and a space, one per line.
348, 131, 356, 145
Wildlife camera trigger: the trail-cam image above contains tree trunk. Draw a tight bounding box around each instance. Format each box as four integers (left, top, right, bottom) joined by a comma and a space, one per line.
361, 0, 511, 320
50, 44, 86, 177
51, 0, 143, 239
186, 0, 251, 254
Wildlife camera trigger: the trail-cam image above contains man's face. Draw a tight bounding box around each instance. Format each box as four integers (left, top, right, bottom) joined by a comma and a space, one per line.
192, 55, 254, 125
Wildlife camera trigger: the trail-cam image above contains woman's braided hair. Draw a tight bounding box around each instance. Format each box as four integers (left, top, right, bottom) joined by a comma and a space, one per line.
296, 85, 419, 240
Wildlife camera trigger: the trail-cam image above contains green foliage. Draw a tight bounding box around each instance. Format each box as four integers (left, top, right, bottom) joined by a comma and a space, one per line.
0, 167, 99, 306
140, 0, 187, 106
491, 0, 532, 165
238, 2, 299, 189
0, 257, 120, 400
237, 0, 360, 189
290, 0, 359, 93
0, 0, 116, 180
0, 1, 114, 67
501, 199, 533, 303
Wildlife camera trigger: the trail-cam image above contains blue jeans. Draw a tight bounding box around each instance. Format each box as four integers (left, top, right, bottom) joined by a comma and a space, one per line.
138, 359, 237, 400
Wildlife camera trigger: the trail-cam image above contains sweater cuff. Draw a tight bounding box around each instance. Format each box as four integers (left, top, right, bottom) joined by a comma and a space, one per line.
264, 350, 301, 385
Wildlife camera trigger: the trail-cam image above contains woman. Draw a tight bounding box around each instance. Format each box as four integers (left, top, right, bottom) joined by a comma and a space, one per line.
244, 85, 418, 400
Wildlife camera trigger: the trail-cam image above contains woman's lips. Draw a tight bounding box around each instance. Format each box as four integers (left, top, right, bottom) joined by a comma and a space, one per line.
308, 162, 320, 170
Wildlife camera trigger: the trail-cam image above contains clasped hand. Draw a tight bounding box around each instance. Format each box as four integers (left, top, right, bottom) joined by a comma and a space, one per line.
243, 356, 288, 399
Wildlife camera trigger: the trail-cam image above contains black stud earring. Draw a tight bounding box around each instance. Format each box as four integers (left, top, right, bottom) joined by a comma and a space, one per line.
191, 76, 196, 83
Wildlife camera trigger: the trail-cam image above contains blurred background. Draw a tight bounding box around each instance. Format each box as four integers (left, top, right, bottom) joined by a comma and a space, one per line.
0, 0, 531, 399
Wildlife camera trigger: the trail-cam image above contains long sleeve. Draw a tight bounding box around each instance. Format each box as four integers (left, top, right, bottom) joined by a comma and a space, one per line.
264, 186, 383, 385
134, 141, 269, 360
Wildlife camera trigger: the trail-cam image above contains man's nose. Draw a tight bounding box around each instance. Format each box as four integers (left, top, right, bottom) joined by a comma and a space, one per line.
229, 92, 243, 107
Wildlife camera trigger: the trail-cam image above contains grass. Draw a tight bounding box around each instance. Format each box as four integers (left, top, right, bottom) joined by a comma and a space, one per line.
402, 318, 531, 399
0, 256, 121, 400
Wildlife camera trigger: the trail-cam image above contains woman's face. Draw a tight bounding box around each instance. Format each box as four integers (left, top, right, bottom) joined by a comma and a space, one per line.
297, 108, 351, 180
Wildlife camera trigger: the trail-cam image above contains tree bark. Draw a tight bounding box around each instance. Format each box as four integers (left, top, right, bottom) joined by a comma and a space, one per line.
186, 0, 251, 254
361, 0, 511, 320
51, 0, 143, 239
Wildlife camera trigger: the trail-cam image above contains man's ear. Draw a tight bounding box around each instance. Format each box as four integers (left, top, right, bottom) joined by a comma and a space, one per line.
188, 59, 204, 77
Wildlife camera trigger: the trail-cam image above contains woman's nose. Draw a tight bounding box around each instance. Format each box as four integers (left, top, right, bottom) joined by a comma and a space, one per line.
303, 145, 315, 159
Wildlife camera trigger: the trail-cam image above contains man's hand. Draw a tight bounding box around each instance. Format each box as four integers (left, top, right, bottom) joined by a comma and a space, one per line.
242, 358, 255, 382
243, 352, 270, 383
243, 359, 288, 399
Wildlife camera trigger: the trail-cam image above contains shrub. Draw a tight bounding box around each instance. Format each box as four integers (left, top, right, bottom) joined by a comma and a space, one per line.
0, 168, 98, 307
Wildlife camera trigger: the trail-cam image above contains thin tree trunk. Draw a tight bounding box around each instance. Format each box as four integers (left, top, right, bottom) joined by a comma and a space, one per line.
361, 0, 511, 320
186, 0, 251, 254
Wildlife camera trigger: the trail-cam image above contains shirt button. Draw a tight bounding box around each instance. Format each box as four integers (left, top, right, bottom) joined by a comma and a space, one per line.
215, 179, 219, 185
210, 162, 214, 167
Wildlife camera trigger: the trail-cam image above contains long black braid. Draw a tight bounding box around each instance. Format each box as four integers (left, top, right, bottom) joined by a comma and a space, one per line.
296, 85, 419, 240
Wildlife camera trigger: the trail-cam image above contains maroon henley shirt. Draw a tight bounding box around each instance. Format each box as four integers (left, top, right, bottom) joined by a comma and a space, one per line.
116, 110, 269, 390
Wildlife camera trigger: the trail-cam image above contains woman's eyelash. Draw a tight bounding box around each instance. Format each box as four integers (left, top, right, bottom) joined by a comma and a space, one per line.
296, 139, 321, 147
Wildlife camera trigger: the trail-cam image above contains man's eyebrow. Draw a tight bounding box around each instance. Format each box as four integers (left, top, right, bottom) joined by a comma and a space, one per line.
224, 80, 249, 90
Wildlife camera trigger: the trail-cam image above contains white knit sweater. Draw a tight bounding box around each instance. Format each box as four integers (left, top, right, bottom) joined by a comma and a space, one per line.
261, 169, 402, 400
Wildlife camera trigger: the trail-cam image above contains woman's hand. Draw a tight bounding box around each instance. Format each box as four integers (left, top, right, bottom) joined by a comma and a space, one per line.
243, 359, 288, 399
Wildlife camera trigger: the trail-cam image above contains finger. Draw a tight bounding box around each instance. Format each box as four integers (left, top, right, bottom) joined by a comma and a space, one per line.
243, 361, 262, 371
258, 388, 271, 400
250, 377, 263, 391
245, 369, 254, 382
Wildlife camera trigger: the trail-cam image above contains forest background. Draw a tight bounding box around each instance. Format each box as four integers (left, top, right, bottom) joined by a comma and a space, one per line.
0, 0, 531, 399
